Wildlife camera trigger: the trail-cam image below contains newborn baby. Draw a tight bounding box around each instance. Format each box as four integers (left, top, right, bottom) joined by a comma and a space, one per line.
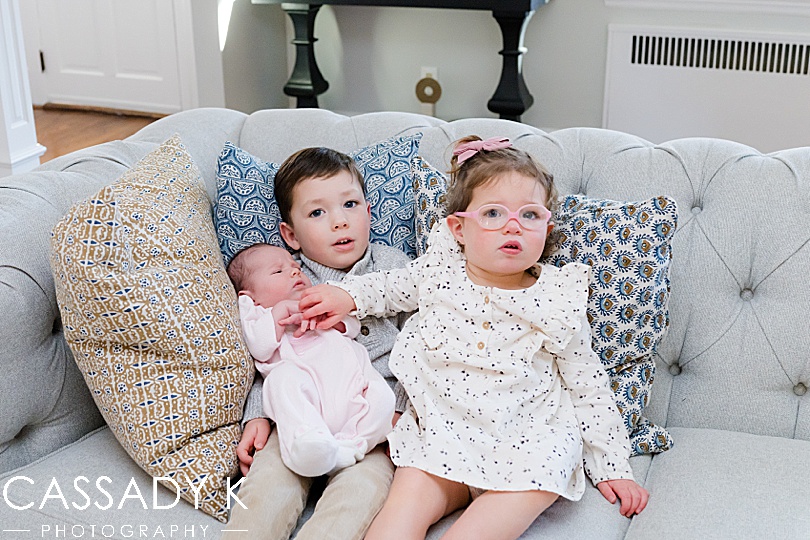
228, 244, 395, 476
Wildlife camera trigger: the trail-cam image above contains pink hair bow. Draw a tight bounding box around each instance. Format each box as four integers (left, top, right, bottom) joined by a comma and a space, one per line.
453, 137, 512, 164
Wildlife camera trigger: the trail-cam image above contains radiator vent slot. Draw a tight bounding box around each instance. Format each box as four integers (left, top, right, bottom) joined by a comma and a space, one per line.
604, 25, 810, 152
631, 34, 810, 75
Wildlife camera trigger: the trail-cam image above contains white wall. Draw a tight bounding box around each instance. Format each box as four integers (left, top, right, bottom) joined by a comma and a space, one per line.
239, 0, 810, 130
221, 0, 288, 112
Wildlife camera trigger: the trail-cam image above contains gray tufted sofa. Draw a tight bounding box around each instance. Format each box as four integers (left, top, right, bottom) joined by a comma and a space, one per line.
2, 108, 809, 540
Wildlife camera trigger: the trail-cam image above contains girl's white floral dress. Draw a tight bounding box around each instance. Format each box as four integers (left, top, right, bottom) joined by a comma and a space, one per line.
338, 222, 633, 500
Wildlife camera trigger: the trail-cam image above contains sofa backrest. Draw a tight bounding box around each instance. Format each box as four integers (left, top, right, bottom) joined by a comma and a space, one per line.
2, 107, 808, 473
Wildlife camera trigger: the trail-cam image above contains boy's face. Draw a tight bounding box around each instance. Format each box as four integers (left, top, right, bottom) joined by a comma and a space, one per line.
239, 245, 311, 308
279, 170, 371, 271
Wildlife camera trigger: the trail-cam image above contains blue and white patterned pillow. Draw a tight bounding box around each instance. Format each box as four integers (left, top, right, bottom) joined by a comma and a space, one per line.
214, 142, 284, 267
350, 133, 422, 259
214, 134, 423, 267
410, 157, 677, 455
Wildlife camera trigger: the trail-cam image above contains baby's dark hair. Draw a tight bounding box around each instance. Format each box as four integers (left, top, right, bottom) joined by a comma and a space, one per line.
274, 147, 365, 224
226, 243, 265, 292
447, 135, 559, 255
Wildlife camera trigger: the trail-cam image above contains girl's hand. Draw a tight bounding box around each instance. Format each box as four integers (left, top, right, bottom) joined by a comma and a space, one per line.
298, 284, 357, 330
596, 479, 649, 517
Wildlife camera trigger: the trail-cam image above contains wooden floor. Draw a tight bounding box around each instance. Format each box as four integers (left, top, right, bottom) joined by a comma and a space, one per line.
34, 107, 159, 163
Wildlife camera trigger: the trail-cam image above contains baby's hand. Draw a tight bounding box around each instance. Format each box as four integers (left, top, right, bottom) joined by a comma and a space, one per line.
596, 479, 649, 517
299, 284, 357, 330
273, 300, 315, 337
273, 299, 317, 337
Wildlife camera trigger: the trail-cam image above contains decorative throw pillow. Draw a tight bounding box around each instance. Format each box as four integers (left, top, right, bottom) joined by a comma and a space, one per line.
50, 135, 253, 522
214, 133, 423, 266
541, 194, 677, 455
411, 155, 447, 257
410, 157, 676, 455
350, 133, 421, 258
215, 142, 284, 267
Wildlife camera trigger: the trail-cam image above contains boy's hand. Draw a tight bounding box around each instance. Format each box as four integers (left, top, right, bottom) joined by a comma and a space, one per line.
596, 479, 649, 517
299, 284, 357, 330
237, 418, 272, 476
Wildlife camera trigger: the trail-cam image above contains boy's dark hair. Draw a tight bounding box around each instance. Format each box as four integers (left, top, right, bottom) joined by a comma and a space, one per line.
274, 147, 365, 224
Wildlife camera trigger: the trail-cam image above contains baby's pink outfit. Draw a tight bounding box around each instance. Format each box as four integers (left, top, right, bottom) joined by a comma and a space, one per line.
238, 295, 395, 477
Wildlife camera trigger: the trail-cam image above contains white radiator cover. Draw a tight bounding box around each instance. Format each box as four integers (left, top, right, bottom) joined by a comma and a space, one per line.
603, 24, 810, 152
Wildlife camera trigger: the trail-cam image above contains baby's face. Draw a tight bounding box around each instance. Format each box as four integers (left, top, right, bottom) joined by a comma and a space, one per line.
240, 245, 311, 308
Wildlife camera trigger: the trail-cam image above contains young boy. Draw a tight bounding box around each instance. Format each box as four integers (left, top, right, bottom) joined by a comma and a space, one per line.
228, 147, 411, 540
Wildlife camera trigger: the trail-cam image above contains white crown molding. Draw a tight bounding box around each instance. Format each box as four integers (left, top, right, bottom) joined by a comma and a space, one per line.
604, 0, 810, 16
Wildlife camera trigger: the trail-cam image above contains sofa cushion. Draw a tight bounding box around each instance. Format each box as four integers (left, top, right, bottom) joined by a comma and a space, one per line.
49, 135, 252, 522
0, 427, 225, 538
624, 427, 810, 540
409, 158, 675, 455
214, 142, 284, 267
427, 454, 652, 539
214, 134, 423, 266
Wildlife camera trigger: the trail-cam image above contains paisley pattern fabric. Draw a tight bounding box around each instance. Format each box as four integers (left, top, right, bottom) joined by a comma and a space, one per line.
49, 136, 253, 522
543, 195, 677, 455
411, 155, 447, 257
409, 158, 676, 455
214, 134, 422, 266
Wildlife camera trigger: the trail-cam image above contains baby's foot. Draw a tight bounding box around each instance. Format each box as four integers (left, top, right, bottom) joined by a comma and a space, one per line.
287, 427, 338, 477
331, 445, 358, 473
329, 438, 369, 474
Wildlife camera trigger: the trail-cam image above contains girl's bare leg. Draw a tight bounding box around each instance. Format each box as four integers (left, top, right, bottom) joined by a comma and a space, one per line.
365, 467, 471, 540
441, 490, 559, 540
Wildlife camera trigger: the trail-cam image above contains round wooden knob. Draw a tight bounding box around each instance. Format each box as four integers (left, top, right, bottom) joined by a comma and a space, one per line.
415, 77, 442, 104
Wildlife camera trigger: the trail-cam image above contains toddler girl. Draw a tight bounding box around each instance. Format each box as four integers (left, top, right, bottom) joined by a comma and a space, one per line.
299, 136, 648, 540
229, 243, 394, 478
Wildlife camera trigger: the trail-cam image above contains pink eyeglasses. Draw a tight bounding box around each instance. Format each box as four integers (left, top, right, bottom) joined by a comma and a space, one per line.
454, 204, 552, 231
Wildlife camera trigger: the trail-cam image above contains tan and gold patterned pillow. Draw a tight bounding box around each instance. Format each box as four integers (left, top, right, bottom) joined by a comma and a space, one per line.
50, 135, 253, 522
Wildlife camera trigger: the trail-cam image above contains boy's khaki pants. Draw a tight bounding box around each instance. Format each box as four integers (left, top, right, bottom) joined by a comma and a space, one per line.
227, 430, 394, 540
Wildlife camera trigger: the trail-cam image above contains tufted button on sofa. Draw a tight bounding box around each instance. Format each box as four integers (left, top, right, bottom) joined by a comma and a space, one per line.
2, 108, 810, 539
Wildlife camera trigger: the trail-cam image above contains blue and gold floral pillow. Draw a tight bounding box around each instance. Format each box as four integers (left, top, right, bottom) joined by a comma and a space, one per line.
411, 155, 447, 257
214, 134, 423, 266
411, 158, 677, 455
50, 136, 252, 522
543, 194, 677, 455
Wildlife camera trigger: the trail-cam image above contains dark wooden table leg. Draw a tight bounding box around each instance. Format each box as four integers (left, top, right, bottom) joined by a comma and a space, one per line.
488, 10, 536, 122
281, 3, 329, 108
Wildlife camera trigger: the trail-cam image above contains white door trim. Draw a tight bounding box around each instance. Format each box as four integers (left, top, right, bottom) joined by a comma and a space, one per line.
0, 0, 46, 176
173, 0, 199, 110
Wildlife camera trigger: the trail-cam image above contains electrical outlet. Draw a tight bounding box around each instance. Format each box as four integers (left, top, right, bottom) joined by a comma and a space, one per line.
421, 66, 438, 80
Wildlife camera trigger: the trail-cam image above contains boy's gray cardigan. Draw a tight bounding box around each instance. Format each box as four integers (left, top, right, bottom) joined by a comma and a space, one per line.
242, 243, 413, 424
